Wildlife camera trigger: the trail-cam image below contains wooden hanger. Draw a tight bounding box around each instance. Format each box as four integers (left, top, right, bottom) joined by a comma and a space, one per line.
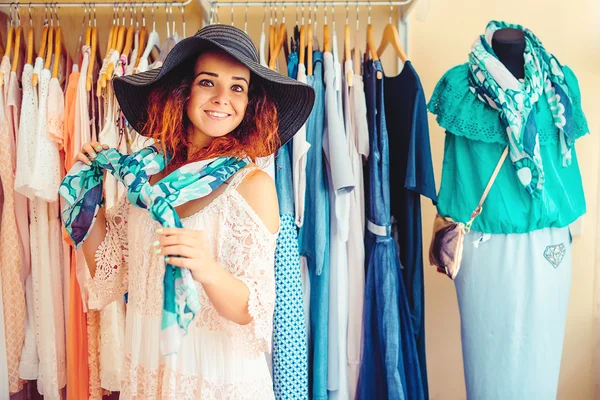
5, 25, 14, 62
43, 26, 54, 71
26, 22, 34, 65
323, 5, 330, 54
33, 23, 48, 87
11, 26, 23, 74
307, 6, 313, 76
102, 5, 127, 89
344, 5, 352, 86
376, 7, 407, 63
268, 9, 288, 70
52, 26, 62, 79
353, 30, 361, 81
299, 24, 306, 68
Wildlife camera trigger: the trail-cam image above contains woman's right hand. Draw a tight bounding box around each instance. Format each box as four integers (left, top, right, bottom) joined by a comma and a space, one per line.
74, 142, 110, 166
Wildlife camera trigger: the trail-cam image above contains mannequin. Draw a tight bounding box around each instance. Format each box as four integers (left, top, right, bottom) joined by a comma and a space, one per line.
492, 28, 525, 79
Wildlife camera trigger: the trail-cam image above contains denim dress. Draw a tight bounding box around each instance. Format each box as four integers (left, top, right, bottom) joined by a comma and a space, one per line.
298, 52, 330, 400
357, 60, 424, 400
272, 51, 309, 400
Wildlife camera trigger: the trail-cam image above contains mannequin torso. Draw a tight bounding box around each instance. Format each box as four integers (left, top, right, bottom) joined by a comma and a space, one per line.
492, 28, 525, 79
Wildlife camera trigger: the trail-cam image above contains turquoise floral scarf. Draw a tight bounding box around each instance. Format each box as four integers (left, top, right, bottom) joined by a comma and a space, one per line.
468, 21, 574, 197
59, 145, 249, 355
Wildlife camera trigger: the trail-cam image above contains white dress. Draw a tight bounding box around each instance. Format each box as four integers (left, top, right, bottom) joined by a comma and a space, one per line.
87, 165, 277, 399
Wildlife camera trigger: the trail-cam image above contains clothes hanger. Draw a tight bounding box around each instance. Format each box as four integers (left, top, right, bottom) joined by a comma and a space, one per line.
121, 4, 136, 59
33, 3, 50, 87
26, 3, 35, 66
135, 3, 147, 68
11, 4, 23, 74
307, 4, 313, 75
243, 1, 248, 33
87, 3, 99, 91
280, 4, 289, 61
331, 1, 340, 64
43, 3, 55, 71
312, 2, 320, 52
5, 3, 15, 62
102, 3, 127, 88
323, 3, 330, 54
299, 4, 305, 67
344, 2, 351, 61
365, 2, 379, 62
376, 0, 409, 62
344, 2, 353, 86
52, 3, 63, 79
269, 3, 288, 70
353, 3, 362, 78
138, 2, 160, 69
181, 3, 186, 38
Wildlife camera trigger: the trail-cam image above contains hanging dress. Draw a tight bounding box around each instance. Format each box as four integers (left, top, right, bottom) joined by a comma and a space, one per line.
271, 51, 309, 400
323, 50, 354, 400
298, 51, 330, 400
15, 61, 41, 382
357, 59, 424, 400
64, 46, 90, 400
27, 66, 63, 400
429, 63, 589, 399
7, 68, 30, 292
86, 165, 277, 399
295, 61, 312, 357
343, 57, 369, 400
48, 69, 68, 393
96, 56, 127, 394
384, 61, 437, 398
0, 54, 26, 396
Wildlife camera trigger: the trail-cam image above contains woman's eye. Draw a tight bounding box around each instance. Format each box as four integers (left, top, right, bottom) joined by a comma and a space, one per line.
231, 85, 245, 93
198, 79, 213, 87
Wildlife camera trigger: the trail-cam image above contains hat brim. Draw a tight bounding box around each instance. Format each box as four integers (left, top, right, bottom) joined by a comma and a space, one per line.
113, 35, 315, 149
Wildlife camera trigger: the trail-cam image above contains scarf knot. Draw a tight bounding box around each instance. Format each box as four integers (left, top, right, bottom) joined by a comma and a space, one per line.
59, 145, 249, 354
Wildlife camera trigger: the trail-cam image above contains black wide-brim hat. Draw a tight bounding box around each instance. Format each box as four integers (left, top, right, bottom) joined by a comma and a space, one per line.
113, 24, 315, 148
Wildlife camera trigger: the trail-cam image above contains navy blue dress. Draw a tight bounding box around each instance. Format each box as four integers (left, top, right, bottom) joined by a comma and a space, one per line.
357, 60, 424, 400
384, 61, 437, 399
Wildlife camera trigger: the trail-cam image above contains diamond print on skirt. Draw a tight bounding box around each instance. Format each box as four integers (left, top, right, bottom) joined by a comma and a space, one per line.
273, 214, 308, 399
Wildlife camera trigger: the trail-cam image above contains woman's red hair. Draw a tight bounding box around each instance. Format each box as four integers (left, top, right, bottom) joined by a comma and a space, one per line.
142, 55, 280, 170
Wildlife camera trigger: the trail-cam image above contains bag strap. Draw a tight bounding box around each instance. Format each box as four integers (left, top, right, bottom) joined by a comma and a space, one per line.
465, 146, 509, 230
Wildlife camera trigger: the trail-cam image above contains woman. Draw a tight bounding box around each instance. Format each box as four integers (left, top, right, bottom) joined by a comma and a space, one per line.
60, 25, 314, 398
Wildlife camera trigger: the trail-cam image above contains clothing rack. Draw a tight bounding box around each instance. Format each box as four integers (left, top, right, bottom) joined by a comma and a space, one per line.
197, 0, 415, 64
0, 1, 192, 8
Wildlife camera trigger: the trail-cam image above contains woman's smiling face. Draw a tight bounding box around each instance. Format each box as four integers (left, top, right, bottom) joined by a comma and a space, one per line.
186, 50, 251, 146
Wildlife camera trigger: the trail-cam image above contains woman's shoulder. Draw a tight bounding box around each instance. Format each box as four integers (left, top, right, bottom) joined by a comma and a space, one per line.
232, 164, 280, 235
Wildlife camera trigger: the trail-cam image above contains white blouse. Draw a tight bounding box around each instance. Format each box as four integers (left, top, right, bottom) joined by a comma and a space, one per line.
87, 165, 277, 399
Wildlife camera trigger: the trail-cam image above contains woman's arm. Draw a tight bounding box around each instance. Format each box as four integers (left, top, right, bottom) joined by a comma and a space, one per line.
157, 168, 280, 326
81, 204, 107, 278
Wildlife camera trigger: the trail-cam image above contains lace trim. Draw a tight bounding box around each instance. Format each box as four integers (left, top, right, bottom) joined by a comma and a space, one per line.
88, 196, 130, 310
121, 353, 274, 399
428, 63, 589, 145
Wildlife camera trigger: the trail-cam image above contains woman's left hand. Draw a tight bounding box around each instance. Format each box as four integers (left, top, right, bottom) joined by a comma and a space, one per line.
154, 227, 220, 284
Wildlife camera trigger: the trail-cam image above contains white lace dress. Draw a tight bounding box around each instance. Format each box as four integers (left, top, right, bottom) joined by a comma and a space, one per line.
87, 166, 277, 399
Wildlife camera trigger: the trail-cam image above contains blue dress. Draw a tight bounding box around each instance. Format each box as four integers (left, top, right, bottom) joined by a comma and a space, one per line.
297, 52, 330, 400
384, 61, 437, 399
272, 51, 309, 400
357, 60, 424, 400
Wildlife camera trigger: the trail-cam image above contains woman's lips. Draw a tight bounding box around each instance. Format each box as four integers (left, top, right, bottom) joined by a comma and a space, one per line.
204, 110, 231, 120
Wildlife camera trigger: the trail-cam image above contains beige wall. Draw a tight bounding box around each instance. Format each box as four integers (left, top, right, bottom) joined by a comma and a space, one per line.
1, 1, 597, 399
408, 1, 600, 399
